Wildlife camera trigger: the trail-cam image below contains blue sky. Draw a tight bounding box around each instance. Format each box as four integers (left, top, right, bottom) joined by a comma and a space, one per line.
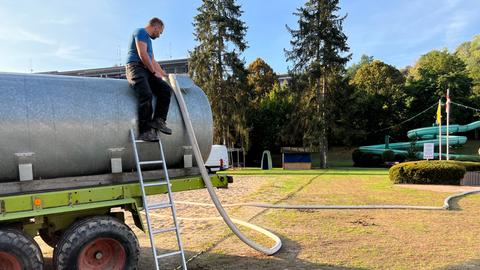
0, 0, 479, 74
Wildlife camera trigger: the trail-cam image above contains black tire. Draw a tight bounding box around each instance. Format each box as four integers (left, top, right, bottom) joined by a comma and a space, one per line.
0, 228, 44, 270
38, 228, 62, 248
53, 215, 139, 270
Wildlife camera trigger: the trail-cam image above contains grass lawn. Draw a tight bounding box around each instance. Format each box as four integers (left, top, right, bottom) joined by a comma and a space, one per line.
200, 167, 480, 270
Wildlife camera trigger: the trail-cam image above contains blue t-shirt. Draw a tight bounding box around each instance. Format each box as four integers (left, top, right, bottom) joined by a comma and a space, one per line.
126, 28, 153, 64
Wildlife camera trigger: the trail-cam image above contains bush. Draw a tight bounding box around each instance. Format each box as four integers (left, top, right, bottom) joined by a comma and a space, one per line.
352, 149, 383, 167
353, 149, 408, 167
455, 161, 480, 171
382, 150, 395, 162
389, 160, 466, 185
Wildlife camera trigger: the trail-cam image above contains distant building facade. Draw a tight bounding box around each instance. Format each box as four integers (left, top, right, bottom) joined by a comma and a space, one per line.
41, 58, 293, 85
277, 74, 292, 85
41, 58, 189, 79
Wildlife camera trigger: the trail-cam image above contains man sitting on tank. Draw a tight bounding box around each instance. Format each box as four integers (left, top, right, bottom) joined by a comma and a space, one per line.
126, 17, 173, 141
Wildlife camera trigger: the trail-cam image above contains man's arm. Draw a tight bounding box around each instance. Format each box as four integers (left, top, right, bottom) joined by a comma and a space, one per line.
152, 54, 167, 78
135, 40, 157, 75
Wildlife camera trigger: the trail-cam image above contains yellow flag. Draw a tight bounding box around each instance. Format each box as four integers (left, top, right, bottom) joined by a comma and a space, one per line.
436, 100, 442, 124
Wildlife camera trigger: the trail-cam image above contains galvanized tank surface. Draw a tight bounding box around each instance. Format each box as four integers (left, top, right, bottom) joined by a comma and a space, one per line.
0, 73, 213, 182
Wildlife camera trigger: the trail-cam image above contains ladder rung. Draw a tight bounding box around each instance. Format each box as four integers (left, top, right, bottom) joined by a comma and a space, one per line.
144, 181, 168, 187
148, 202, 171, 210
134, 139, 158, 143
139, 160, 163, 165
156, 251, 182, 260
152, 227, 177, 234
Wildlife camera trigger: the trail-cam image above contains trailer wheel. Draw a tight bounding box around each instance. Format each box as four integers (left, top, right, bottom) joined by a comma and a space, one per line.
53, 215, 139, 270
0, 228, 44, 270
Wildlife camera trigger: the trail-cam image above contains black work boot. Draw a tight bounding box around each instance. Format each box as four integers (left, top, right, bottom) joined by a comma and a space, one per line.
138, 129, 159, 142
148, 118, 172, 135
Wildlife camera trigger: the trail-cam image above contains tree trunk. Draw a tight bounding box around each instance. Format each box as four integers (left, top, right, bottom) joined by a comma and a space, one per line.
321, 73, 327, 169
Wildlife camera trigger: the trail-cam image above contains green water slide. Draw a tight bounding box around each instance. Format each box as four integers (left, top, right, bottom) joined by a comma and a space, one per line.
354, 121, 480, 165
407, 120, 480, 140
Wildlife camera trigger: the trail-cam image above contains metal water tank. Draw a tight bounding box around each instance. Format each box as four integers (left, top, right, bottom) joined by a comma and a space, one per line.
0, 73, 213, 182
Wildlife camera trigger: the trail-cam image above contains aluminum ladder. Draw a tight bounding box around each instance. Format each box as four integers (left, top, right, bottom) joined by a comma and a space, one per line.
129, 129, 187, 270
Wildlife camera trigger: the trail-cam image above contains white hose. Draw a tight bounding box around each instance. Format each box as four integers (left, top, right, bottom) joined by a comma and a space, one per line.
169, 74, 281, 255
175, 187, 480, 211
147, 212, 281, 251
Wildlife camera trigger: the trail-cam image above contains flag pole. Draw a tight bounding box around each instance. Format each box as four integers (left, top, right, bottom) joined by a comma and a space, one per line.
446, 89, 450, 160
438, 99, 442, 160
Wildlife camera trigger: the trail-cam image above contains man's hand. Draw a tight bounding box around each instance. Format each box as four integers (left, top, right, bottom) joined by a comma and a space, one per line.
153, 71, 163, 79
152, 58, 168, 78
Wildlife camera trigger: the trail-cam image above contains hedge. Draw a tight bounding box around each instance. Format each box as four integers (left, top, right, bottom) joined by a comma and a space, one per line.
456, 161, 480, 171
352, 149, 407, 167
389, 160, 470, 185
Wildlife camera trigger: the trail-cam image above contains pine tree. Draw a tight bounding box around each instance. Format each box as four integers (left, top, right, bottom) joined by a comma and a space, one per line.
189, 0, 249, 149
285, 0, 351, 168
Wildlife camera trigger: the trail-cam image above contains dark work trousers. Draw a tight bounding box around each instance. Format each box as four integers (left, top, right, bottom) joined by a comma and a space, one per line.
126, 62, 172, 133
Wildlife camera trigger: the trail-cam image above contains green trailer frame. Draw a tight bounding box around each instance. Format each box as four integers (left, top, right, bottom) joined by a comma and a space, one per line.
0, 175, 230, 239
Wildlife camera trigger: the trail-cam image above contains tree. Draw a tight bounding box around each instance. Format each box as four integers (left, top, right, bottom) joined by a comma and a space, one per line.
455, 35, 480, 96
248, 82, 295, 163
346, 54, 374, 79
351, 60, 404, 95
285, 0, 351, 168
406, 49, 472, 127
189, 0, 249, 148
348, 60, 407, 144
246, 58, 278, 106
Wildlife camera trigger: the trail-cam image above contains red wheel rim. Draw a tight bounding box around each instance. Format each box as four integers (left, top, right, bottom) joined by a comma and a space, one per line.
77, 238, 126, 270
0, 251, 22, 270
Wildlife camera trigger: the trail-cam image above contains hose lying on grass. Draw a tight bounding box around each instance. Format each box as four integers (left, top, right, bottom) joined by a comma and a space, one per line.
176, 188, 480, 211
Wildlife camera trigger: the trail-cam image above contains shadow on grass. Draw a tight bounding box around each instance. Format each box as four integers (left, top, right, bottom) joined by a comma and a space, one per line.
441, 259, 480, 269
445, 195, 462, 211
136, 235, 369, 270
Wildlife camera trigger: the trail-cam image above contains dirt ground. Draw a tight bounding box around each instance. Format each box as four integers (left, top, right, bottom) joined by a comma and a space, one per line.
39, 171, 480, 269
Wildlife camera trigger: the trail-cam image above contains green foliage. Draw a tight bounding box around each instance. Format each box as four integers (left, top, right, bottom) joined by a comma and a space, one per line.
346, 60, 407, 144
285, 0, 351, 168
455, 41, 480, 82
454, 161, 480, 171
382, 150, 396, 162
351, 60, 405, 95
187, 2, 480, 159
455, 35, 480, 94
405, 49, 473, 128
409, 50, 471, 96
351, 149, 383, 167
352, 150, 407, 167
389, 160, 466, 185
189, 0, 249, 148
346, 54, 374, 79
248, 82, 295, 158
247, 58, 278, 106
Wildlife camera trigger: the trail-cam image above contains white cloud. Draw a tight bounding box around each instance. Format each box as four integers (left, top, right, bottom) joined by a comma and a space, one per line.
50, 43, 99, 66
16, 29, 56, 45
54, 44, 81, 60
